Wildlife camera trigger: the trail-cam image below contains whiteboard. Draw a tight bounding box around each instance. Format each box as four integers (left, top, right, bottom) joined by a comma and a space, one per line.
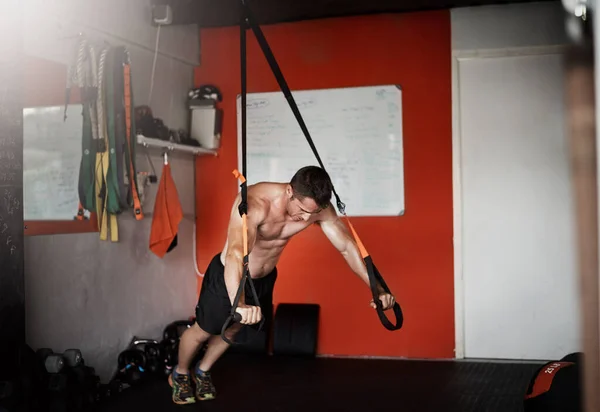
236, 85, 404, 216
23, 105, 89, 221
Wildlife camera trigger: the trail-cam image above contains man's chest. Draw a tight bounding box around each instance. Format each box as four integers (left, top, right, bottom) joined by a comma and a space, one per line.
257, 220, 313, 241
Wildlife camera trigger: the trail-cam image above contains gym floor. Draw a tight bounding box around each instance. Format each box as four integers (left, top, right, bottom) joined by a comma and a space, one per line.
97, 353, 543, 412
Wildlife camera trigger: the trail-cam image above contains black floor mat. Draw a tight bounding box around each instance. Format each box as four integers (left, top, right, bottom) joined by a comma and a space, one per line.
97, 354, 543, 412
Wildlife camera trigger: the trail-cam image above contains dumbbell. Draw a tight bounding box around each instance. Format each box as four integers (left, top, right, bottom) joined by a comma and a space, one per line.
36, 349, 64, 374
62, 349, 83, 368
37, 348, 83, 373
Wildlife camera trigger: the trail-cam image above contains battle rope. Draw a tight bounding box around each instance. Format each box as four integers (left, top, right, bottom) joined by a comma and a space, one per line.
67, 35, 98, 220
223, 1, 403, 341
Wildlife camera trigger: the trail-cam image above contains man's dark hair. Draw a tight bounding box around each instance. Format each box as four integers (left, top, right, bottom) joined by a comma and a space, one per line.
290, 166, 333, 209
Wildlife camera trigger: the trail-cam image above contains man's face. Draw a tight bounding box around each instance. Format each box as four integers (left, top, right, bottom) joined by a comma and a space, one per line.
286, 186, 322, 222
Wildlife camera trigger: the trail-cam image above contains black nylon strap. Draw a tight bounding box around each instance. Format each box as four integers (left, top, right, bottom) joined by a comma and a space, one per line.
240, 0, 402, 331
240, 0, 346, 215
220, 11, 266, 345
365, 256, 403, 330
221, 256, 265, 345
239, 12, 248, 218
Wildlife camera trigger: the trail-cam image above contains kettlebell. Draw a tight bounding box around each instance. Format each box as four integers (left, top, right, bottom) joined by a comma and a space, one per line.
117, 349, 146, 385
160, 339, 178, 377
129, 339, 162, 377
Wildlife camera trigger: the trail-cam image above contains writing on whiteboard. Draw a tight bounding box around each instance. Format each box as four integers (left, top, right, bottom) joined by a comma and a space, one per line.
246, 99, 270, 110
237, 85, 405, 217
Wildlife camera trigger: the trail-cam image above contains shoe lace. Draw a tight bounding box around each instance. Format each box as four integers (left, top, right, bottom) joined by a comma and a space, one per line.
199, 372, 215, 392
176, 375, 192, 393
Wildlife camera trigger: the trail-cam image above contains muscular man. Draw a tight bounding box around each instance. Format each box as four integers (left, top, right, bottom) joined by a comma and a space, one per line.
169, 166, 396, 405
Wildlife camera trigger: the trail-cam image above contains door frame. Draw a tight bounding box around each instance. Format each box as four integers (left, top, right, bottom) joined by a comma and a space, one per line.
452, 44, 570, 359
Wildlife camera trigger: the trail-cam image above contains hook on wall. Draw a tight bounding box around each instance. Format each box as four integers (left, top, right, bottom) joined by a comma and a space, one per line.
162, 147, 176, 165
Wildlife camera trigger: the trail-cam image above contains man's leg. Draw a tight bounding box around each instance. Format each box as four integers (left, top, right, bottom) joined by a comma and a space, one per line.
192, 323, 242, 401
169, 323, 212, 405
177, 323, 212, 374
197, 323, 242, 371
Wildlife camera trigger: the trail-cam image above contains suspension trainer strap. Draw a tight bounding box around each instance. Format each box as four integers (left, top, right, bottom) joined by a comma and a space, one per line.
240, 0, 403, 331
346, 219, 403, 330
220, 16, 265, 345
221, 171, 264, 345
240, 0, 345, 214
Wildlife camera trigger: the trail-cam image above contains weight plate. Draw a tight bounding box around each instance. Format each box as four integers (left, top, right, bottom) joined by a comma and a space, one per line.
63, 349, 83, 367
45, 355, 65, 374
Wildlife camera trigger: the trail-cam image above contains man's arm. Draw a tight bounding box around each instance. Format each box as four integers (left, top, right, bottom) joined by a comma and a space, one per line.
317, 206, 395, 310
223, 193, 265, 324
223, 193, 260, 306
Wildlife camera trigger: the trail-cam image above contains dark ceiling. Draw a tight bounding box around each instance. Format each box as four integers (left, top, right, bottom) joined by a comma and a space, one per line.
152, 0, 559, 28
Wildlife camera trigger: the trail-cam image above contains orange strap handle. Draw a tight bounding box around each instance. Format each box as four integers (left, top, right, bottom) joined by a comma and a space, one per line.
233, 169, 247, 183
345, 216, 369, 258
124, 63, 143, 220
233, 169, 249, 257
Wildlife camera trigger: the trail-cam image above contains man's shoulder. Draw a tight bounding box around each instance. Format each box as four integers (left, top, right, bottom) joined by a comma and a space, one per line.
245, 194, 270, 223
315, 201, 339, 223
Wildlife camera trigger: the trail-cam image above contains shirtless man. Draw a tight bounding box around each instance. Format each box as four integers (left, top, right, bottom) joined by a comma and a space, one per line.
169, 165, 396, 405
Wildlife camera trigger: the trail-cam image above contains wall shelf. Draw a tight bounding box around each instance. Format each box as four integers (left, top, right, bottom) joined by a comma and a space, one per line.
136, 134, 218, 156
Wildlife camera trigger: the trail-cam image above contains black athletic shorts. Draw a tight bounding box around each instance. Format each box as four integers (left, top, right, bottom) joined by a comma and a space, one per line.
195, 253, 278, 335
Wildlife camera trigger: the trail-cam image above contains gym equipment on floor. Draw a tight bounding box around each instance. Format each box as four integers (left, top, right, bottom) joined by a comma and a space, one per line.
160, 319, 195, 376
134, 339, 162, 376
26, 346, 101, 411
523, 352, 582, 412
272, 303, 320, 357
116, 348, 147, 385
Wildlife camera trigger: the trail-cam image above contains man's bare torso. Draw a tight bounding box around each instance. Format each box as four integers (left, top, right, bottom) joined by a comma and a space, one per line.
219, 182, 324, 278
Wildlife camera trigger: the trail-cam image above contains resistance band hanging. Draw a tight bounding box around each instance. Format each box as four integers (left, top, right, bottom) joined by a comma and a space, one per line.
220, 14, 265, 346
67, 36, 144, 240
226, 0, 403, 335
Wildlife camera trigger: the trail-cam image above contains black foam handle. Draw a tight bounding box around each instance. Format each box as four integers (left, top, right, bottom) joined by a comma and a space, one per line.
233, 312, 242, 323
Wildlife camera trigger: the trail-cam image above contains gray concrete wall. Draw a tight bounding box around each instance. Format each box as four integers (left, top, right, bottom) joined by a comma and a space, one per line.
22, 0, 202, 382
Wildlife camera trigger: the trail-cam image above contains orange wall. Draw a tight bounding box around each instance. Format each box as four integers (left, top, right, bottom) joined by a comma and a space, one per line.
194, 11, 454, 358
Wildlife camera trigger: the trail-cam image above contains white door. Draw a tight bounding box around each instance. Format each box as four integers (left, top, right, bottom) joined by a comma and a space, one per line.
457, 52, 581, 360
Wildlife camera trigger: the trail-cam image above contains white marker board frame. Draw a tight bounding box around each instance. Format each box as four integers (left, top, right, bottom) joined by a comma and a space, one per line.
236, 85, 405, 217
23, 104, 89, 221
